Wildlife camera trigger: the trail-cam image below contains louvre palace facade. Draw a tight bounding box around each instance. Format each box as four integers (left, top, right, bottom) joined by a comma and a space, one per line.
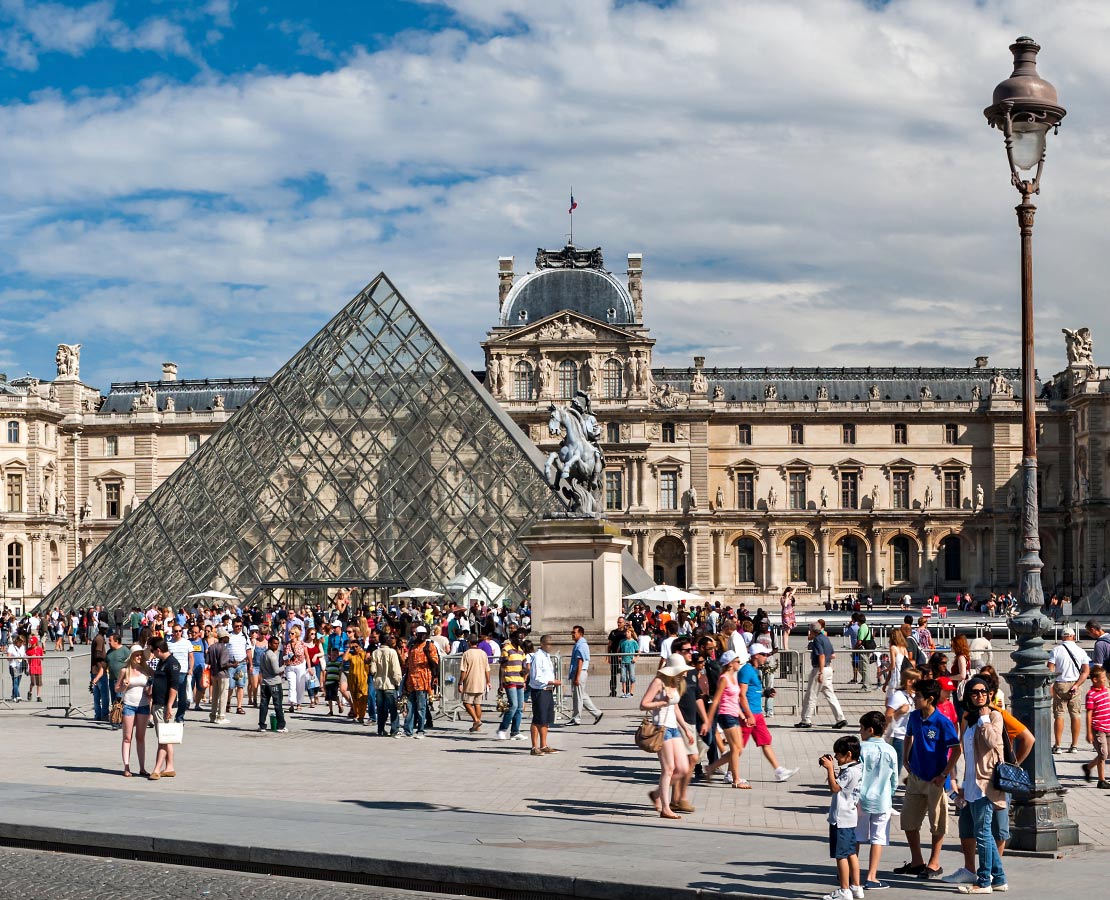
2, 243, 1108, 612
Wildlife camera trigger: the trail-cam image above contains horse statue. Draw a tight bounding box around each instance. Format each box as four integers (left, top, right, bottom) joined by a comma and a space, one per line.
544, 391, 604, 515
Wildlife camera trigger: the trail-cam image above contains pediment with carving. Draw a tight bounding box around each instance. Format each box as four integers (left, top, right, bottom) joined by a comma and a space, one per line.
491, 310, 645, 346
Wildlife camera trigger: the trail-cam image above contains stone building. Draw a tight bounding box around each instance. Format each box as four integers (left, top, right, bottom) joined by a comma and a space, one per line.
483, 244, 1110, 605
5, 243, 1110, 611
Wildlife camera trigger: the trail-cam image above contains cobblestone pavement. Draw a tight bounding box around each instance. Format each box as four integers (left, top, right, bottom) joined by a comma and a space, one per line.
0, 846, 468, 900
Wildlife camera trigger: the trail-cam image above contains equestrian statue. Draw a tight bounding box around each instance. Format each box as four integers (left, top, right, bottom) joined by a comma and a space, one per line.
545, 391, 605, 516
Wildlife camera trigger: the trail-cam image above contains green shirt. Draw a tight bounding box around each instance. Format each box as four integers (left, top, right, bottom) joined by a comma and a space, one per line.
106, 647, 131, 683
325, 658, 342, 685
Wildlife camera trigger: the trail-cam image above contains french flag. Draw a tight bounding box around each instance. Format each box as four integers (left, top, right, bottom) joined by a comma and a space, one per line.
569, 193, 577, 214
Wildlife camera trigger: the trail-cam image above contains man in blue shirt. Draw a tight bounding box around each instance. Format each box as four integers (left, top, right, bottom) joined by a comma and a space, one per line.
894, 678, 961, 880
739, 643, 797, 782
796, 620, 847, 729
567, 625, 602, 726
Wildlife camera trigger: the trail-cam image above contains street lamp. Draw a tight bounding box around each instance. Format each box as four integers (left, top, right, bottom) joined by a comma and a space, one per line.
826, 567, 832, 607
880, 566, 886, 609
985, 36, 1076, 851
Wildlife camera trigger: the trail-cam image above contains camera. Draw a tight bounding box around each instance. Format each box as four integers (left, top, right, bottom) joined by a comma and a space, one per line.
819, 753, 833, 765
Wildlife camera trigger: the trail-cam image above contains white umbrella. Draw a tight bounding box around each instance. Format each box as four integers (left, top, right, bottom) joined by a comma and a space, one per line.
446, 564, 505, 604
392, 588, 444, 599
623, 584, 704, 605
185, 589, 239, 601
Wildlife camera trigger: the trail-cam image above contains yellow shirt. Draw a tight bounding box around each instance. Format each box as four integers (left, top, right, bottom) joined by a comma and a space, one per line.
346, 653, 369, 694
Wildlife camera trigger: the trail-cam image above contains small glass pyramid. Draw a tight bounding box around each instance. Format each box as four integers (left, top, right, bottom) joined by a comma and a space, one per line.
45, 274, 560, 612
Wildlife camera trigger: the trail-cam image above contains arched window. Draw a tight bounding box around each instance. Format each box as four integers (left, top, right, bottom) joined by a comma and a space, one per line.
891, 536, 911, 582
736, 538, 757, 583
558, 360, 578, 399
940, 535, 962, 582
787, 536, 808, 583
6, 421, 18, 443
6, 542, 22, 590
513, 361, 534, 400
840, 536, 860, 582
603, 359, 623, 398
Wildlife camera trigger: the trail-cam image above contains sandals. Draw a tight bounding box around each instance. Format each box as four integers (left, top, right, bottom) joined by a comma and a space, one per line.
122, 769, 132, 778
732, 779, 752, 789
648, 789, 662, 812
660, 810, 682, 820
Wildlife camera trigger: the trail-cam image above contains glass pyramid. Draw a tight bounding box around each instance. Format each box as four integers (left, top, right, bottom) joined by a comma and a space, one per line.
45, 274, 561, 612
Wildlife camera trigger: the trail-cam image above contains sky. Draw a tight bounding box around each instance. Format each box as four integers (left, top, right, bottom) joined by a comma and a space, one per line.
0, 0, 1107, 389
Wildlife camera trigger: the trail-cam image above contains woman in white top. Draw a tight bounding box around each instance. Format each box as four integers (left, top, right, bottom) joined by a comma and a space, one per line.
116, 644, 154, 777
884, 630, 908, 696
640, 652, 696, 821
6, 636, 26, 702
885, 667, 920, 774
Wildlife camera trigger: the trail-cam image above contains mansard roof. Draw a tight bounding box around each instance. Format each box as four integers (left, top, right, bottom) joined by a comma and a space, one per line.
500, 245, 635, 328
652, 366, 1032, 402
99, 377, 269, 413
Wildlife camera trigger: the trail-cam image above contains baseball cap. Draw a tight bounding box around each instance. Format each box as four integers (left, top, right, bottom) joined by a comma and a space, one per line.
937, 676, 956, 692
718, 650, 739, 667
1063, 626, 1076, 636
415, 626, 428, 634
217, 628, 229, 639
749, 643, 772, 656
331, 620, 342, 627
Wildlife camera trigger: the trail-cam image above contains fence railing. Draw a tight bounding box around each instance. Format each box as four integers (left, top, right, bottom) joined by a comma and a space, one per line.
0, 653, 75, 714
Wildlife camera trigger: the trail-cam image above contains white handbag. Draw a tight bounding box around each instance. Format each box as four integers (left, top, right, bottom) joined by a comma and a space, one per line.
156, 720, 184, 745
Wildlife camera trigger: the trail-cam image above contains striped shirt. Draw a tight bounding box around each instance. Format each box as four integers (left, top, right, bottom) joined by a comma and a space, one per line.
1086, 686, 1110, 732
501, 646, 525, 686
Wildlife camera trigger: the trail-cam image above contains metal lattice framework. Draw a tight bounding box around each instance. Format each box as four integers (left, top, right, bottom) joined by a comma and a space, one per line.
42, 274, 560, 613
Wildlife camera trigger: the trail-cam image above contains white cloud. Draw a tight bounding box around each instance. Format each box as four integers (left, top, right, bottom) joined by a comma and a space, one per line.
0, 0, 1108, 389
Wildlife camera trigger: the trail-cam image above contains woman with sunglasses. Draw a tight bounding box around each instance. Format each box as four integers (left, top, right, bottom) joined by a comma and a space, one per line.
952, 675, 1007, 894
116, 645, 154, 777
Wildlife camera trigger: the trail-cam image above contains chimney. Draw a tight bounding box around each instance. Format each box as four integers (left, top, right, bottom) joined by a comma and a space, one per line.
498, 256, 514, 312
975, 356, 989, 369
694, 356, 705, 369
162, 362, 178, 381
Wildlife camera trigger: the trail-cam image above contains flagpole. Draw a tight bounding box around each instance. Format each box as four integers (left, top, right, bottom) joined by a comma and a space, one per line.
569, 185, 574, 245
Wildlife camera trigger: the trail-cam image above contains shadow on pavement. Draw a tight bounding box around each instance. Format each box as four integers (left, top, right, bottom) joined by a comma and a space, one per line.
44, 765, 122, 776
526, 798, 643, 818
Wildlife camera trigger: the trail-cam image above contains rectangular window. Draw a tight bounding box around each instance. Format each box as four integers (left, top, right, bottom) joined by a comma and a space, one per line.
661, 422, 675, 443
606, 423, 620, 444
788, 472, 806, 509
840, 472, 858, 509
842, 424, 856, 445
790, 423, 804, 445
659, 471, 678, 510
187, 434, 200, 454
6, 421, 19, 443
736, 472, 754, 510
106, 483, 121, 519
105, 435, 118, 457
738, 424, 752, 445
892, 471, 910, 509
6, 474, 21, 513
894, 423, 907, 445
605, 471, 623, 511
944, 423, 959, 444
943, 471, 961, 509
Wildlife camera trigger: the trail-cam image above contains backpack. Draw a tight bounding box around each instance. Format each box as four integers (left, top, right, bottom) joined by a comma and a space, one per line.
904, 635, 928, 670
859, 624, 877, 651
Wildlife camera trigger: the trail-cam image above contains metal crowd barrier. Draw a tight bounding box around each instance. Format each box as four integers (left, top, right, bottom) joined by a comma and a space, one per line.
436, 652, 566, 722
0, 652, 75, 714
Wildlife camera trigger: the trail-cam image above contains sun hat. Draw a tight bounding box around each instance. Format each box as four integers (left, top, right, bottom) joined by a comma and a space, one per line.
129, 644, 144, 655
749, 643, 772, 656
658, 652, 695, 677
718, 650, 739, 667
415, 625, 428, 634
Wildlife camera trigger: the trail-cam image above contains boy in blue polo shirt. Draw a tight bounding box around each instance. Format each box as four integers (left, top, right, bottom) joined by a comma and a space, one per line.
893, 678, 961, 880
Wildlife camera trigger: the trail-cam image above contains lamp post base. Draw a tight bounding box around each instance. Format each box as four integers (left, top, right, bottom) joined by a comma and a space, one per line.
1009, 793, 1079, 852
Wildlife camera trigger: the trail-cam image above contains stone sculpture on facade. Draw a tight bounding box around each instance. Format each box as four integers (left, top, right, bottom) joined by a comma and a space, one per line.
81, 498, 92, 521
690, 369, 708, 395
582, 354, 597, 393
56, 492, 67, 516
767, 485, 778, 510
816, 385, 829, 400
651, 382, 688, 409
870, 483, 880, 508
137, 384, 157, 410
1062, 327, 1094, 366
869, 384, 880, 400
164, 396, 175, 412
972, 384, 983, 400
764, 384, 778, 400
715, 485, 724, 510
975, 483, 985, 511
820, 485, 829, 508
923, 485, 933, 508
713, 384, 724, 400
55, 343, 81, 378
212, 394, 225, 411
537, 356, 553, 397
920, 385, 933, 400
681, 486, 697, 515
544, 391, 604, 516
538, 314, 593, 341
990, 372, 1013, 397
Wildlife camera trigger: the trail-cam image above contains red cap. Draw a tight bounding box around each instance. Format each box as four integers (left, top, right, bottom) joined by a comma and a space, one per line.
938, 676, 956, 692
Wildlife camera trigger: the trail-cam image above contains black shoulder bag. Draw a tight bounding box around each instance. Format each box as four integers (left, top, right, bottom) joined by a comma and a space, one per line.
992, 715, 1033, 795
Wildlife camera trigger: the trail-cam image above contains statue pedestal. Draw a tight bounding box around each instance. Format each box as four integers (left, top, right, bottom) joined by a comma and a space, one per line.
521, 517, 630, 643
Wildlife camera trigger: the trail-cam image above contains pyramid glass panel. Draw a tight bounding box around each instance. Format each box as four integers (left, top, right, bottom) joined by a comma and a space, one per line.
44, 274, 561, 612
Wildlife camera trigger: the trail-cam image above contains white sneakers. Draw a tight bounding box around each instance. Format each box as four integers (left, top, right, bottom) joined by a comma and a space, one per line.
942, 869, 978, 885
510, 733, 527, 741
774, 767, 799, 782
822, 889, 853, 900
496, 730, 509, 740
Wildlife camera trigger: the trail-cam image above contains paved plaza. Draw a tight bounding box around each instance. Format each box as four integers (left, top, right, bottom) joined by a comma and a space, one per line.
1, 694, 1108, 898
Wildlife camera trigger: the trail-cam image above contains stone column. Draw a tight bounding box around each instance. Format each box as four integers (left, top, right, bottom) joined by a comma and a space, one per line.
626, 458, 637, 508
686, 527, 700, 590
818, 527, 830, 594
766, 527, 781, 593
637, 457, 647, 511
712, 529, 725, 589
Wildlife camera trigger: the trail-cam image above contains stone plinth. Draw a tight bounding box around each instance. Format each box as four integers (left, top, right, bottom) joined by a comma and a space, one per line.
521, 517, 630, 643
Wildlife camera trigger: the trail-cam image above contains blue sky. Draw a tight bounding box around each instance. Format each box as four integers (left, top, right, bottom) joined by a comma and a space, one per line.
0, 0, 1108, 389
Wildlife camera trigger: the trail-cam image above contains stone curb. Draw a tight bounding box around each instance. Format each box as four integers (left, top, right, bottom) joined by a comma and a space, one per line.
0, 821, 737, 900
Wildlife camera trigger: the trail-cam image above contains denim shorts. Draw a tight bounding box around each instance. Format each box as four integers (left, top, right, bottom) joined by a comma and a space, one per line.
251, 666, 261, 677
123, 704, 150, 717
619, 662, 636, 683
664, 726, 682, 741
230, 663, 248, 689
717, 713, 741, 730
829, 824, 858, 860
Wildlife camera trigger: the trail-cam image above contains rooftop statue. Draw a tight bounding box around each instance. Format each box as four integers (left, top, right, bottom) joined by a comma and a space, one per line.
1062, 327, 1093, 366
544, 391, 604, 516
